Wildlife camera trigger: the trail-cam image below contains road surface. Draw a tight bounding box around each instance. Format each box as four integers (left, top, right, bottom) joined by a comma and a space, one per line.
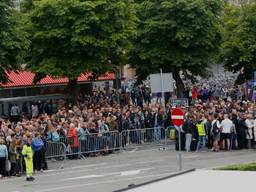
1, 148, 256, 192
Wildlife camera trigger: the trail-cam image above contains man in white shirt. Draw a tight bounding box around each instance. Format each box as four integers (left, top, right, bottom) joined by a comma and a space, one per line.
245, 114, 254, 149
220, 114, 235, 150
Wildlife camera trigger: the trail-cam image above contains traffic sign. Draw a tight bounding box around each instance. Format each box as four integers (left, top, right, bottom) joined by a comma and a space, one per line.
171, 108, 184, 127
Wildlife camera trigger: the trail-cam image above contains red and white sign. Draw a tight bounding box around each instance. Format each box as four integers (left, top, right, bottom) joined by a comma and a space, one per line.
171, 108, 184, 127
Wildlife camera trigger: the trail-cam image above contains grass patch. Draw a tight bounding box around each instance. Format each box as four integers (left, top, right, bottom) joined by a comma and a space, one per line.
217, 162, 256, 171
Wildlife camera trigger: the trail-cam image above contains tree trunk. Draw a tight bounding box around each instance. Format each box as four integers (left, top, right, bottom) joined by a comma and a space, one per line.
68, 78, 79, 104
173, 70, 185, 98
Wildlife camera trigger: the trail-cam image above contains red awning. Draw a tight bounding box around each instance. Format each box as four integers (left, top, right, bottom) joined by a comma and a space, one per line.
1, 71, 115, 88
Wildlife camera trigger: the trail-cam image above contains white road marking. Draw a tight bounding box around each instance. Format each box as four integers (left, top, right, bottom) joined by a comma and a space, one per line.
121, 170, 141, 176
36, 160, 160, 179
35, 172, 173, 192
63, 168, 153, 181
35, 163, 132, 178
64, 174, 104, 181
52, 162, 108, 171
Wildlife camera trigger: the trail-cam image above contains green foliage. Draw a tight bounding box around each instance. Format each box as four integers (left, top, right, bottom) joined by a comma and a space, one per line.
221, 2, 256, 84
130, 0, 223, 83
26, 0, 137, 81
0, 0, 29, 83
217, 162, 256, 171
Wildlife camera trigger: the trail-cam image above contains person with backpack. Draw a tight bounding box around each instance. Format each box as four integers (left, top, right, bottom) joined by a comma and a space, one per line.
32, 132, 44, 172
211, 113, 221, 152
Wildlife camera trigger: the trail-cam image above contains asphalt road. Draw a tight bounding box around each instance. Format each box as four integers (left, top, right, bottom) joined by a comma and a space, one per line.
1, 148, 256, 192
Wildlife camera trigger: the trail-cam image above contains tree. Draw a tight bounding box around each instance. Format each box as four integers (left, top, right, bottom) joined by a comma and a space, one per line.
221, 2, 256, 84
0, 0, 28, 83
25, 0, 137, 99
130, 0, 223, 96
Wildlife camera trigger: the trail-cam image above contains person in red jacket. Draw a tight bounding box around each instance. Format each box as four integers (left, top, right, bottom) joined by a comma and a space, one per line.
67, 123, 79, 159
192, 86, 198, 102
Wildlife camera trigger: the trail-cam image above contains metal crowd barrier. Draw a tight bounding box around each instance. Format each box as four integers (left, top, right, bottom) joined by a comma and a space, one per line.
120, 127, 166, 148
78, 131, 121, 155
45, 128, 176, 161
60, 131, 121, 158
45, 141, 67, 160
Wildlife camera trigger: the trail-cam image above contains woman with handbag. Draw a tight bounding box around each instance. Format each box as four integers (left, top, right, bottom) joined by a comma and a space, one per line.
0, 138, 8, 178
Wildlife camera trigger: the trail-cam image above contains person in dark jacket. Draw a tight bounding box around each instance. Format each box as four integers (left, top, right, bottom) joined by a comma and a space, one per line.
32, 132, 44, 172
237, 113, 247, 149
183, 115, 194, 152
153, 109, 164, 144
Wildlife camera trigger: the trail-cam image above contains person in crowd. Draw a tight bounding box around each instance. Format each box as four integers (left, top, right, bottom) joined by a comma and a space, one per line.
245, 114, 254, 149
31, 103, 39, 118
22, 134, 35, 181
196, 115, 207, 152
67, 123, 79, 158
15, 138, 23, 176
237, 113, 247, 149
8, 138, 17, 176
183, 115, 193, 152
211, 113, 221, 152
32, 132, 44, 172
205, 114, 213, 149
220, 114, 234, 150
153, 108, 164, 144
10, 104, 20, 123
0, 138, 8, 178
77, 122, 90, 155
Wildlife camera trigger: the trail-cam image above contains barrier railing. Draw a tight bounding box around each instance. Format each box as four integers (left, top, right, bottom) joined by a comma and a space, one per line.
45, 127, 175, 160
45, 141, 67, 160
60, 131, 121, 158
120, 127, 166, 148
79, 131, 121, 155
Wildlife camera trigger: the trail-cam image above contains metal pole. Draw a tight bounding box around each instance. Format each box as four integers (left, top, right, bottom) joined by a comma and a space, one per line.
160, 69, 165, 107
178, 126, 182, 171
116, 65, 121, 105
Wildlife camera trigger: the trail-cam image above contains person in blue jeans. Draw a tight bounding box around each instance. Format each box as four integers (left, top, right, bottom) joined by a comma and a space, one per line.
0, 138, 8, 178
153, 109, 164, 143
196, 117, 207, 152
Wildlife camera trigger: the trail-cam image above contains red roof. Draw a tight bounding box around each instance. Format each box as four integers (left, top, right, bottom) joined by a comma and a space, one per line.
1, 71, 115, 88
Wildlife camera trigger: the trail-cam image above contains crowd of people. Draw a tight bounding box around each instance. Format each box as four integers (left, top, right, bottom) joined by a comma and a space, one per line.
180, 99, 256, 152
0, 74, 255, 181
